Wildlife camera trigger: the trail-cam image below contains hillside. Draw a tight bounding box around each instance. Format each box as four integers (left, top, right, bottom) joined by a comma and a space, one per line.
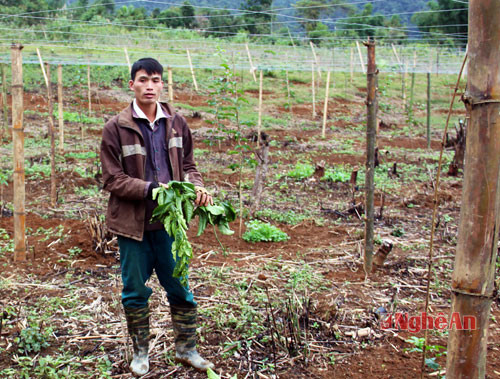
68, 0, 430, 24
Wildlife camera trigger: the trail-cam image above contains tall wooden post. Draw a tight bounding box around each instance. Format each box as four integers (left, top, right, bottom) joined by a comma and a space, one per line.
408, 72, 415, 118
245, 44, 257, 82
57, 64, 64, 153
11, 44, 25, 262
364, 39, 377, 275
356, 40, 366, 74
186, 49, 198, 91
1, 64, 8, 136
426, 72, 431, 148
311, 62, 316, 118
257, 70, 263, 147
87, 65, 91, 115
45, 63, 57, 207
167, 66, 173, 102
124, 47, 131, 72
322, 71, 330, 139
446, 1, 500, 377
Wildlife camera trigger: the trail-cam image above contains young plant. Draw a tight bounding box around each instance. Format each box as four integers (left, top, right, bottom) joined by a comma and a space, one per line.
242, 219, 289, 243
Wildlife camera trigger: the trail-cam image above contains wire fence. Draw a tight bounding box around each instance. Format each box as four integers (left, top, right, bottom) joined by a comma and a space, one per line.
0, 40, 466, 74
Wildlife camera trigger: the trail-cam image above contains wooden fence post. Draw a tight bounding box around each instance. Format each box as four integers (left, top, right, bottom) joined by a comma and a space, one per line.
124, 47, 131, 72
311, 62, 316, 118
257, 70, 263, 147
1, 64, 7, 137
168, 66, 174, 102
364, 39, 377, 275
446, 1, 500, 376
186, 49, 198, 91
245, 44, 257, 82
11, 43, 25, 262
57, 64, 64, 153
45, 63, 57, 207
427, 72, 431, 149
87, 65, 91, 115
322, 71, 330, 139
310, 41, 322, 79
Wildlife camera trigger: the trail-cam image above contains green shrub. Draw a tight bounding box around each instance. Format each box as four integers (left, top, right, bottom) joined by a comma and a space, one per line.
242, 220, 289, 242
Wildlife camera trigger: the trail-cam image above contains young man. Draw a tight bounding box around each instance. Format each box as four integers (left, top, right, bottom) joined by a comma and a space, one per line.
100, 58, 214, 376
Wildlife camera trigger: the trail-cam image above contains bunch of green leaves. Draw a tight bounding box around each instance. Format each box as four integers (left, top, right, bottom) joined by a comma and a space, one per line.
152, 181, 235, 286
15, 323, 53, 354
242, 219, 289, 243
287, 162, 315, 180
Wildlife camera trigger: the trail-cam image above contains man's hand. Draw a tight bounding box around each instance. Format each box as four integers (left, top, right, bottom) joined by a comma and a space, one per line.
195, 186, 213, 207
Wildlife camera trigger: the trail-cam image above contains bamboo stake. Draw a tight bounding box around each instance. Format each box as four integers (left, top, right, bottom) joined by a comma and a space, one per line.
36, 48, 48, 88
257, 70, 263, 148
1, 64, 7, 137
57, 64, 64, 153
391, 43, 402, 66
11, 43, 25, 262
311, 62, 316, 118
364, 39, 377, 275
124, 47, 131, 72
87, 65, 91, 115
355, 41, 366, 74
322, 71, 330, 139
245, 44, 257, 82
309, 41, 322, 79
186, 49, 198, 91
287, 27, 296, 49
167, 66, 173, 102
45, 63, 57, 207
446, 2, 500, 375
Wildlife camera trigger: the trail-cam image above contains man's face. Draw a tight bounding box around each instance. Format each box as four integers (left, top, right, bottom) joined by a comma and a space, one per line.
129, 69, 163, 107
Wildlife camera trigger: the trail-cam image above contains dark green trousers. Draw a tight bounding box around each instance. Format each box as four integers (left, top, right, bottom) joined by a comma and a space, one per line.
118, 230, 196, 309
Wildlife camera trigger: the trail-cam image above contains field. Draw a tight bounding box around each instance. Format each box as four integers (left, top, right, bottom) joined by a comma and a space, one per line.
0, 60, 499, 379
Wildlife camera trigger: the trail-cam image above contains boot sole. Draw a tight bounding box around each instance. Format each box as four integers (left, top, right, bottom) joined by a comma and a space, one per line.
174, 356, 214, 372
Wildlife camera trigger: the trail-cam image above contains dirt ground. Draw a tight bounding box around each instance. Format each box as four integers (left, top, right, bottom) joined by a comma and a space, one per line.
0, 80, 499, 379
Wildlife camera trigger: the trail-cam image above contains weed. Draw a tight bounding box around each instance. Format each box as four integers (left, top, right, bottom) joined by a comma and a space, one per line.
15, 324, 53, 354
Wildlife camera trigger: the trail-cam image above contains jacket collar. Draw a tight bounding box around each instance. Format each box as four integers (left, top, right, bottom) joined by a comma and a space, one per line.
117, 102, 176, 134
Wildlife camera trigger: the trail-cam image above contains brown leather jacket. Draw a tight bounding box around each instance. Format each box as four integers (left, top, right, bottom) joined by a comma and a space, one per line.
100, 102, 203, 241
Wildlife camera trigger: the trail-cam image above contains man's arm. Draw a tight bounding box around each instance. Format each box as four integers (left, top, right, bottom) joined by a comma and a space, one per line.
100, 123, 150, 200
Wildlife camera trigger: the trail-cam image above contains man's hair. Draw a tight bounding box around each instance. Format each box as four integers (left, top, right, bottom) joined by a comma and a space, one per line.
130, 58, 163, 80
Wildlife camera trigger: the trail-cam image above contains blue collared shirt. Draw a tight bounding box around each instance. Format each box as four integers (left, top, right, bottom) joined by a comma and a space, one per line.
132, 101, 172, 230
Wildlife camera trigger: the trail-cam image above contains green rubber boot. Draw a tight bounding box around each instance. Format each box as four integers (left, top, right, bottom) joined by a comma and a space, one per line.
124, 306, 150, 376
170, 305, 215, 372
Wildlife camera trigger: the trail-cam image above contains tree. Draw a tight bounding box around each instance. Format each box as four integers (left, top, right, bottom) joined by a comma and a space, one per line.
240, 0, 274, 36
411, 0, 468, 45
180, 1, 196, 29
294, 0, 355, 33
336, 3, 406, 41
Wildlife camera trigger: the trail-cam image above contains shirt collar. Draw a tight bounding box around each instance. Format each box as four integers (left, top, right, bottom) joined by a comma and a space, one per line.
132, 99, 169, 128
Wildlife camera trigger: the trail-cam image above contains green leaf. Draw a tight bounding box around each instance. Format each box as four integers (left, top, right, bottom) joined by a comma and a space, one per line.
197, 212, 208, 236
204, 204, 225, 216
